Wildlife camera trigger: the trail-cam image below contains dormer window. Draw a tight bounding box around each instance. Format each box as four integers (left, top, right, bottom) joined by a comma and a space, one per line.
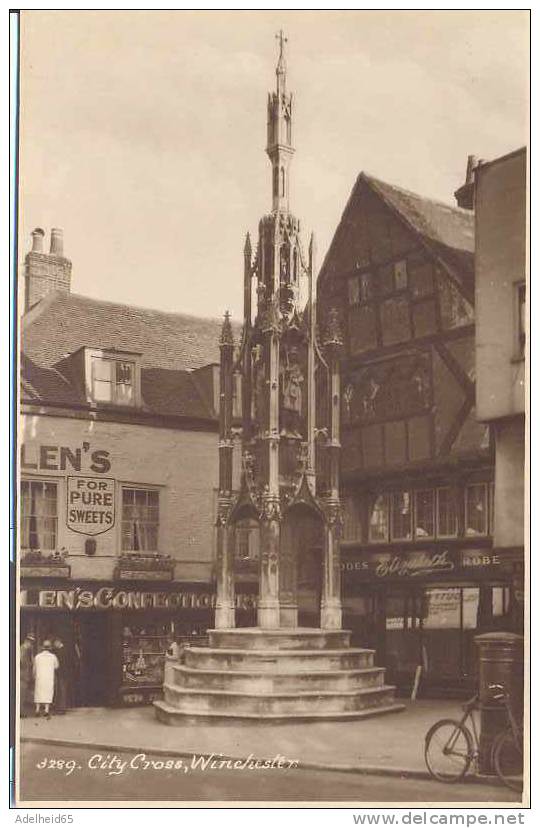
92, 357, 134, 404
83, 348, 141, 406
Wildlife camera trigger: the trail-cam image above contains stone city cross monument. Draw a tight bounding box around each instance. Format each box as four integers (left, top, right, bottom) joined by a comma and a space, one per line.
156, 35, 403, 722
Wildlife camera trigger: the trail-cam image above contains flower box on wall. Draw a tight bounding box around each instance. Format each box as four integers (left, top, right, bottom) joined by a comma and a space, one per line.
20, 550, 71, 579
115, 554, 175, 582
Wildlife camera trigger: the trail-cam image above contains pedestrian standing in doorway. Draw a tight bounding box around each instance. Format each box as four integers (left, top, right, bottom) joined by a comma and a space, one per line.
20, 633, 35, 717
33, 640, 59, 718
53, 638, 69, 714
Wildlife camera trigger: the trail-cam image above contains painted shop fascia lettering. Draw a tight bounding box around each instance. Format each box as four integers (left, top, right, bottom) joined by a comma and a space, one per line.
21, 443, 112, 474
21, 587, 257, 611
340, 548, 503, 578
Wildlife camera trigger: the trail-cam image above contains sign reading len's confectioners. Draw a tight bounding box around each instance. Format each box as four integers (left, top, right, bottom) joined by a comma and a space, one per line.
66, 476, 116, 535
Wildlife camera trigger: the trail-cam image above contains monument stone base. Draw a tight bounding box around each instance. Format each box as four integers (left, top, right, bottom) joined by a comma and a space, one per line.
154, 628, 405, 724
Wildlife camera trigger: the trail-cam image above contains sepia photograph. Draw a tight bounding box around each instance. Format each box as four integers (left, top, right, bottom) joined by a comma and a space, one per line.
13, 9, 529, 809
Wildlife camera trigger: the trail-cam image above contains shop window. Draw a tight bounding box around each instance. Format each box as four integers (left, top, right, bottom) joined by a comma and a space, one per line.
492, 587, 511, 617
436, 487, 458, 538
465, 483, 488, 536
91, 356, 135, 405
121, 487, 159, 552
368, 494, 389, 543
415, 489, 435, 538
391, 490, 412, 541
21, 479, 58, 550
121, 622, 172, 695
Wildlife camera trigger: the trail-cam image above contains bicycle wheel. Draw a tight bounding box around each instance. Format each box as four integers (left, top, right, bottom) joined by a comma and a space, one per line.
425, 719, 473, 782
493, 728, 523, 793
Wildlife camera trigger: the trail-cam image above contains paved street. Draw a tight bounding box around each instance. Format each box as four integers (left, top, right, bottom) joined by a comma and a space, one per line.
18, 744, 520, 805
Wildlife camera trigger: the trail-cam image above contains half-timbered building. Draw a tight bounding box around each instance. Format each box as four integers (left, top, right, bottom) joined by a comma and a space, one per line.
317, 173, 519, 695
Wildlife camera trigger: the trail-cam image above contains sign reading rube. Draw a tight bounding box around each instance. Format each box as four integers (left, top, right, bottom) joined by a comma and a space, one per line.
341, 549, 502, 579
66, 476, 115, 535
21, 587, 257, 611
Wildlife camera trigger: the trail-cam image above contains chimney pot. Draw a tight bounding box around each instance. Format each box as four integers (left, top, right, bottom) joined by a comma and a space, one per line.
31, 227, 45, 253
50, 228, 64, 256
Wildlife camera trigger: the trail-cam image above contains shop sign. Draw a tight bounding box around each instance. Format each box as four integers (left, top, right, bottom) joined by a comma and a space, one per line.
342, 548, 503, 580
66, 476, 115, 535
461, 551, 501, 568
341, 549, 456, 579
21, 587, 257, 612
21, 443, 111, 474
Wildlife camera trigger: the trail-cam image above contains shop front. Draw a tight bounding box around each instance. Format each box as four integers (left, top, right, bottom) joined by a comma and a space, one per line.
341, 546, 523, 697
20, 580, 257, 706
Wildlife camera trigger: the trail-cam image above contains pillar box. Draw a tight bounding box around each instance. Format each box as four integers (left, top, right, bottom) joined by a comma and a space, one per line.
475, 632, 524, 774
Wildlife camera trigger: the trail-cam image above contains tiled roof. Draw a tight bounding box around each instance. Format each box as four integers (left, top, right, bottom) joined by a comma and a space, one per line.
365, 174, 474, 255
363, 174, 475, 295
22, 291, 238, 371
21, 291, 241, 422
319, 172, 475, 298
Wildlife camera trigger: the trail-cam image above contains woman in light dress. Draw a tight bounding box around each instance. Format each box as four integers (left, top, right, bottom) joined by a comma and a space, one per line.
33, 640, 59, 718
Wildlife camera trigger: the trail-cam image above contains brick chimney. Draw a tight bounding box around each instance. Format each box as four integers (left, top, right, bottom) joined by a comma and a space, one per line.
24, 227, 72, 311
454, 155, 483, 210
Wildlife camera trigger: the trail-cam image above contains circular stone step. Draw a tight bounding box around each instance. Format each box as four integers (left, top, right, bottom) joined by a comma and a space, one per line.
172, 663, 386, 693
207, 628, 352, 651
162, 683, 399, 715
184, 646, 375, 672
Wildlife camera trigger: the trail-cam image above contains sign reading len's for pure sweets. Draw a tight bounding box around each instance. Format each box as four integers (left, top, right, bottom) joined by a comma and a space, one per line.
67, 476, 116, 535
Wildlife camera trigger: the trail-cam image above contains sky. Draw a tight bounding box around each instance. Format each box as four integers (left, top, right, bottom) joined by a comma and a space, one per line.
19, 10, 529, 320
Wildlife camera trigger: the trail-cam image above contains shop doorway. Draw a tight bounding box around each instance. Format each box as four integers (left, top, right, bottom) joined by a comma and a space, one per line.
77, 614, 110, 707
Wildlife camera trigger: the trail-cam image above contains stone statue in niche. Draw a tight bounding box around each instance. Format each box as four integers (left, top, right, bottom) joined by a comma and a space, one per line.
361, 377, 380, 417
252, 345, 266, 430
280, 242, 290, 283
342, 384, 354, 423
281, 347, 304, 437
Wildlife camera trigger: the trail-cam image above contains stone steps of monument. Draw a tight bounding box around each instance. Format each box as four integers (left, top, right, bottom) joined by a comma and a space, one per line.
162, 682, 399, 716
154, 698, 406, 725
207, 628, 352, 651
184, 646, 375, 672
172, 663, 386, 693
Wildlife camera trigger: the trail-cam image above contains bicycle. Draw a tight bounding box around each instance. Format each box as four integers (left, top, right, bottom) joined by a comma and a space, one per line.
490, 684, 523, 792
424, 683, 523, 791
424, 692, 481, 783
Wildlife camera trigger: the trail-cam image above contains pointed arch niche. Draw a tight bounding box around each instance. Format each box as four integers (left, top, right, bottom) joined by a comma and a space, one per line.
280, 503, 324, 628
230, 503, 260, 627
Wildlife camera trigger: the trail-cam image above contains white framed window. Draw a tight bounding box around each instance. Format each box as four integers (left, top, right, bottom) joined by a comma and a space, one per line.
368, 493, 389, 543
415, 489, 435, 538
121, 487, 159, 553
91, 356, 135, 405
391, 490, 412, 540
21, 479, 58, 550
465, 483, 488, 537
436, 487, 458, 538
